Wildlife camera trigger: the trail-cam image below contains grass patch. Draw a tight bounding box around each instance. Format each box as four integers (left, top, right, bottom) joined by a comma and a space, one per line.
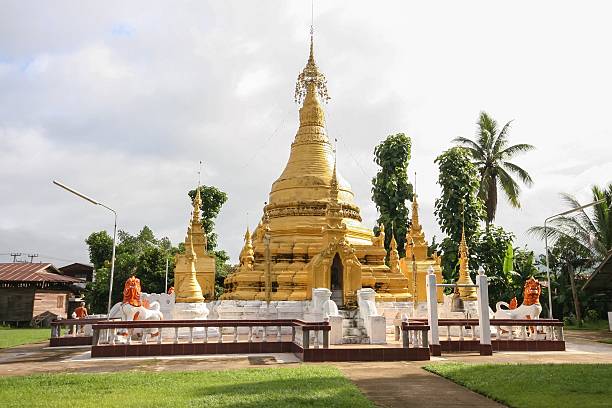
0, 326, 49, 349
565, 320, 609, 331
597, 338, 612, 345
0, 366, 373, 408
425, 363, 612, 408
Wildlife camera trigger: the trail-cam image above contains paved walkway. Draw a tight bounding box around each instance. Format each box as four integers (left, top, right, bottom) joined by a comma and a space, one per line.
1, 331, 611, 408
337, 362, 504, 408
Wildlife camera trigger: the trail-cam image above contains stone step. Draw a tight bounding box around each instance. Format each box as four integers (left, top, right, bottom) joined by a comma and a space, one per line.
339, 309, 359, 319
342, 317, 364, 326
342, 335, 371, 344
343, 327, 367, 337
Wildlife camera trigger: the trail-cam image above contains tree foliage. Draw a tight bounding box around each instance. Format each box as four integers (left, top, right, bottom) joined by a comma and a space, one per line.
472, 226, 515, 302
529, 183, 612, 322
530, 184, 612, 262
371, 133, 414, 257
434, 147, 485, 280
454, 111, 535, 226
85, 231, 113, 270
84, 226, 178, 314
188, 185, 228, 251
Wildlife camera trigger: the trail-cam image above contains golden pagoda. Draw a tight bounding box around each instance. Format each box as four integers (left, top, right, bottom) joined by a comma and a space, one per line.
223, 33, 412, 307
457, 227, 477, 301
398, 192, 444, 302
174, 187, 216, 300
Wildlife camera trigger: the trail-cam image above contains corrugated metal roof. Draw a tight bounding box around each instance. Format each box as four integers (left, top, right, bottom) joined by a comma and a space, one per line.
0, 263, 83, 283
583, 251, 612, 293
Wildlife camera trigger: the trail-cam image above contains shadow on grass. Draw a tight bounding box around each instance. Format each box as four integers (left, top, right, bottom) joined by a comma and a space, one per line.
186, 376, 373, 407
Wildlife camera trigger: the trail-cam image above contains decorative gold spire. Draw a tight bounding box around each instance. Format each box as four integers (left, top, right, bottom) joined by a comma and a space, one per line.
175, 232, 204, 303
192, 187, 202, 224
389, 228, 400, 273
329, 156, 339, 203
240, 226, 254, 271
405, 185, 427, 258
295, 32, 329, 105
457, 226, 477, 301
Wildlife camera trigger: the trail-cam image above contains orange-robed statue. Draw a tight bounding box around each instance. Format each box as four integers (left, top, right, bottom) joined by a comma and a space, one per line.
123, 275, 142, 307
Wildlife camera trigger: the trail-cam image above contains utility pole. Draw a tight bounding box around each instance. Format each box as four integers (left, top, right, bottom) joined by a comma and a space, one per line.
10, 253, 22, 262
27, 254, 39, 263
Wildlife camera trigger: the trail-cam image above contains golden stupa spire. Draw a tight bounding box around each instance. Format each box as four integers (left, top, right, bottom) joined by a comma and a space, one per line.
457, 222, 477, 301
389, 225, 400, 273
240, 226, 254, 271
329, 155, 339, 203
295, 25, 329, 105
175, 232, 204, 303
192, 186, 202, 224
406, 174, 427, 257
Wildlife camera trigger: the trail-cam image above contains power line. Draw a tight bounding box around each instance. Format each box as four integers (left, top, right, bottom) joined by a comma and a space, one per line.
238, 108, 291, 170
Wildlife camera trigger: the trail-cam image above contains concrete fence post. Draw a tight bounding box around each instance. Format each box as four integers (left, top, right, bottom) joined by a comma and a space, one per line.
476, 267, 492, 356
426, 266, 441, 356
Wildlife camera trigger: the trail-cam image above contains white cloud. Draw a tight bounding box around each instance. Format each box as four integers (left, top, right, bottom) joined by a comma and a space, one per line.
0, 0, 611, 266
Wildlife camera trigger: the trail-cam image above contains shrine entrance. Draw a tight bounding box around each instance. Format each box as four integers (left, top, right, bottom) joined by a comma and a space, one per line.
330, 253, 344, 307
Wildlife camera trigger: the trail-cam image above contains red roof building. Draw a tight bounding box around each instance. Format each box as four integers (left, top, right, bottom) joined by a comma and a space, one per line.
0, 263, 83, 325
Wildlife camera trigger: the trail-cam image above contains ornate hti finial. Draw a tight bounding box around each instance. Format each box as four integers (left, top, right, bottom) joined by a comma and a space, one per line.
294, 27, 330, 104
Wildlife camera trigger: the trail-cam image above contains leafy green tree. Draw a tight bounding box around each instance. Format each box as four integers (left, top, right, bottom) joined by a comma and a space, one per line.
371, 133, 414, 257
546, 236, 593, 322
85, 231, 113, 270
454, 112, 535, 227
509, 247, 545, 300
472, 226, 515, 303
84, 226, 178, 313
214, 250, 232, 298
188, 185, 228, 251
434, 147, 485, 281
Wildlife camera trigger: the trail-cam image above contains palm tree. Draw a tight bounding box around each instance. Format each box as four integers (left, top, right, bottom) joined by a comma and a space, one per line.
530, 184, 612, 262
529, 184, 612, 322
454, 112, 535, 227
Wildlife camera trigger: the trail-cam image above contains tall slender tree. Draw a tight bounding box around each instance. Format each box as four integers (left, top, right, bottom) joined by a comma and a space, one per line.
434, 147, 485, 280
371, 133, 413, 257
454, 112, 535, 227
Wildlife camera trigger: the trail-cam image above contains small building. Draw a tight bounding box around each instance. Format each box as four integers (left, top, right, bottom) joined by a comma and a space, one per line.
0, 263, 83, 326
583, 251, 612, 313
59, 262, 94, 283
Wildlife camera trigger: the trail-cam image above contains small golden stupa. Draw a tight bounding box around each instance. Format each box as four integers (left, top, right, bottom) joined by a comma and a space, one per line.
174, 187, 216, 300
457, 227, 477, 301
398, 192, 444, 302
222, 32, 413, 307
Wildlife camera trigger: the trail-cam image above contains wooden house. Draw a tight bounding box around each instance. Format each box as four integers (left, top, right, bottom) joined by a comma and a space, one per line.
0, 263, 83, 326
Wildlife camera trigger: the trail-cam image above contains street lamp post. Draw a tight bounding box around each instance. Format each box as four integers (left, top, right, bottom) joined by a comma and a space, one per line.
53, 180, 118, 319
544, 198, 605, 319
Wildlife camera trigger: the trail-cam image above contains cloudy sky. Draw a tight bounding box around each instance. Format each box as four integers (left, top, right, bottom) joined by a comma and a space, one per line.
1, 1, 611, 266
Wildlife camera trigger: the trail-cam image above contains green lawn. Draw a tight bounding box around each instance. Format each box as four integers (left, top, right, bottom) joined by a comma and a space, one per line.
425, 363, 612, 408
597, 338, 612, 345
0, 326, 49, 349
565, 320, 609, 331
0, 366, 373, 408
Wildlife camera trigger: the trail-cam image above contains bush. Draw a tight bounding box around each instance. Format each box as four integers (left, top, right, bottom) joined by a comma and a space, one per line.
563, 315, 576, 326
585, 309, 600, 322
